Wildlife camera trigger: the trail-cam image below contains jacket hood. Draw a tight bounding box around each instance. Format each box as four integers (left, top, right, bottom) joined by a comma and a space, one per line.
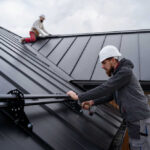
113, 58, 134, 74
119, 58, 134, 68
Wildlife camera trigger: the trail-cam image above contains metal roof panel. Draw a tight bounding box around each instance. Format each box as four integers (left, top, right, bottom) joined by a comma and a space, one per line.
0, 27, 123, 150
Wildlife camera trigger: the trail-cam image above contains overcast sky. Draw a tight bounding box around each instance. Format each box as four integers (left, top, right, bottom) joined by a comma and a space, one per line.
1, 0, 150, 37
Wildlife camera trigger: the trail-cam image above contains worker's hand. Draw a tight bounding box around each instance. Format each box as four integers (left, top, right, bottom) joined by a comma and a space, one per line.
67, 91, 79, 100
81, 100, 94, 110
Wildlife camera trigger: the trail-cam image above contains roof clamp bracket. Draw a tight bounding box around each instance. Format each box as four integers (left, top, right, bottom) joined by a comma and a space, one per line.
64, 100, 82, 113
2, 89, 33, 131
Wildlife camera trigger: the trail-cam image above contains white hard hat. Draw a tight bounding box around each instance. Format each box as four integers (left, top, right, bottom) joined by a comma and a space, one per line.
39, 14, 45, 19
99, 45, 122, 63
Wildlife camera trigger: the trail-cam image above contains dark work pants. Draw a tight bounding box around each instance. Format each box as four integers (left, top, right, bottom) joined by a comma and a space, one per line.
128, 118, 150, 150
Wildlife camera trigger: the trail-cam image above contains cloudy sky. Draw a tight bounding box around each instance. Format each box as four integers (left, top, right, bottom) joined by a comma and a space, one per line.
0, 0, 150, 37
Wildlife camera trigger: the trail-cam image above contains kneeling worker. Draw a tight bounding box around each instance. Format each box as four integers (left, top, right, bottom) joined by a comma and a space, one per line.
20, 14, 50, 44
67, 45, 150, 150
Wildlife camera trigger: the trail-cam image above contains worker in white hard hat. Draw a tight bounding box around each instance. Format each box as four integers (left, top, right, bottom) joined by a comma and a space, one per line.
20, 14, 51, 43
67, 45, 150, 150
98, 45, 122, 76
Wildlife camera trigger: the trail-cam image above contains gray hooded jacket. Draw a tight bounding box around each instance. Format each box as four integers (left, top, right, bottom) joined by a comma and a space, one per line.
78, 58, 150, 122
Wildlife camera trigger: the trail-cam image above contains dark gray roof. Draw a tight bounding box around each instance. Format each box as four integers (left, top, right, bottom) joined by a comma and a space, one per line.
0, 26, 123, 150
28, 29, 150, 83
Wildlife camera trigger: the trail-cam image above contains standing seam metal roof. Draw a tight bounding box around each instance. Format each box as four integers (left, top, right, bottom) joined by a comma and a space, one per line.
27, 29, 150, 82
0, 26, 122, 150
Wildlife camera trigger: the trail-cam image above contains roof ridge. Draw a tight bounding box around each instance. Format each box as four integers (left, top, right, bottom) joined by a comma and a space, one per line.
41, 28, 150, 39
1, 26, 150, 39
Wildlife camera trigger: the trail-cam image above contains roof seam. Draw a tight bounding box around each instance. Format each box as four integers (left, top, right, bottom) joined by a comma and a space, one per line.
0, 33, 52, 68
95, 111, 119, 129
34, 49, 75, 80
119, 34, 123, 51
41, 104, 100, 149
23, 45, 76, 82
0, 56, 53, 94
56, 37, 78, 66
70, 36, 92, 76
46, 38, 63, 58
37, 39, 51, 52
0, 71, 28, 94
0, 27, 21, 38
97, 105, 122, 122
0, 33, 37, 57
0, 46, 71, 92
0, 29, 21, 43
1, 43, 72, 89
90, 35, 107, 80
137, 33, 141, 80
0, 36, 49, 67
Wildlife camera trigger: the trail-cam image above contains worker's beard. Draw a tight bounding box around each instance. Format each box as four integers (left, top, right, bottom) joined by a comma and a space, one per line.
40, 20, 43, 23
106, 66, 114, 77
